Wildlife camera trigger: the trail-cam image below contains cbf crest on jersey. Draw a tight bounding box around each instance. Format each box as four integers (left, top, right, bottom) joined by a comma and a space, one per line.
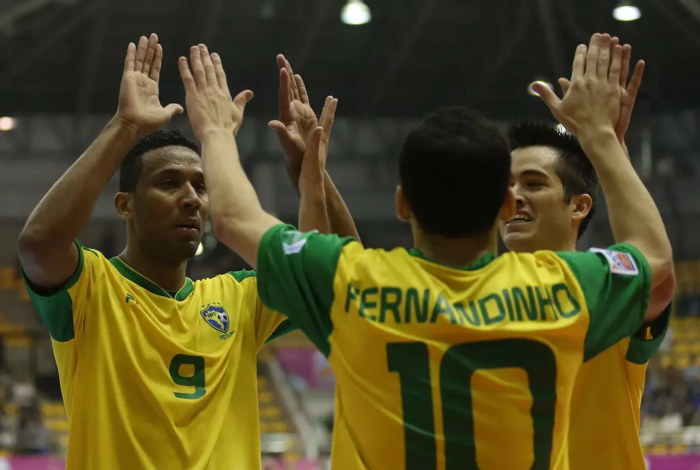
200, 303, 230, 333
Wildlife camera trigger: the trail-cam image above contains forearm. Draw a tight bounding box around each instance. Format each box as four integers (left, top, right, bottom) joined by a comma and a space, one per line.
299, 171, 330, 234
19, 118, 136, 259
202, 131, 280, 268
579, 129, 673, 284
324, 175, 361, 241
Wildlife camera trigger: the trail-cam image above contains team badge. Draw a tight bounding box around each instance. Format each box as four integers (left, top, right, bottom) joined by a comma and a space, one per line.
200, 303, 230, 333
590, 248, 639, 276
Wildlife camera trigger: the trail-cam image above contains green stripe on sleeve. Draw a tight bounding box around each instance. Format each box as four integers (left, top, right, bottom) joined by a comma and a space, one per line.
257, 224, 352, 357
557, 243, 652, 362
21, 240, 85, 342
626, 304, 671, 365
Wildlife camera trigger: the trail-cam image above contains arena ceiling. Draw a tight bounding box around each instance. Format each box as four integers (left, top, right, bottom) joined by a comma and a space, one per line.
0, 0, 698, 120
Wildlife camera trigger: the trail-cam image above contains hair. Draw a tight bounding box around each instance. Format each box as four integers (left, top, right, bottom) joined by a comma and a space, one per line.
119, 130, 201, 192
399, 106, 512, 238
508, 120, 598, 239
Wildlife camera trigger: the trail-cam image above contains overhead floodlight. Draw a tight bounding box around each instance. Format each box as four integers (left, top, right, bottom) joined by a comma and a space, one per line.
557, 123, 569, 135
195, 243, 204, 256
0, 117, 16, 131
528, 80, 553, 97
613, 2, 641, 21
341, 0, 371, 25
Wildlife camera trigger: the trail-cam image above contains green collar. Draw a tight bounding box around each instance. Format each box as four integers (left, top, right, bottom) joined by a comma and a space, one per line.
408, 249, 496, 271
109, 257, 194, 301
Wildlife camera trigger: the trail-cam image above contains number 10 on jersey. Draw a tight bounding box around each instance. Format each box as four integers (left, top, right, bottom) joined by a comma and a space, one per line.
387, 339, 557, 470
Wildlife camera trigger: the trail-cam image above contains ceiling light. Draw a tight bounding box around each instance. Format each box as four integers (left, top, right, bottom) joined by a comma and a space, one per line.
613, 2, 641, 21
0, 117, 16, 131
341, 0, 371, 25
195, 243, 204, 256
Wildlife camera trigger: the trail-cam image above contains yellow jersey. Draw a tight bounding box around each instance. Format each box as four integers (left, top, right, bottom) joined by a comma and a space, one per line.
568, 315, 669, 470
257, 225, 656, 470
24, 241, 289, 470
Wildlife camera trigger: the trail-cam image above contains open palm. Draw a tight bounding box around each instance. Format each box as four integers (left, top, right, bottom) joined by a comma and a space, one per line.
269, 55, 321, 163
116, 34, 182, 137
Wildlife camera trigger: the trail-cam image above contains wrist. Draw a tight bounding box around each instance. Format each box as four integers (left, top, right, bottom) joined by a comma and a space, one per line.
200, 128, 236, 144
576, 125, 618, 150
106, 116, 140, 147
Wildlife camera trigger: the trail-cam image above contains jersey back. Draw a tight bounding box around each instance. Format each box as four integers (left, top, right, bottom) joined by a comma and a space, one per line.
257, 225, 654, 470
24, 242, 287, 470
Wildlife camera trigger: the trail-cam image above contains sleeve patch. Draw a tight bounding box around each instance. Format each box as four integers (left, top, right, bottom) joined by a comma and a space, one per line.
282, 230, 316, 255
590, 248, 639, 276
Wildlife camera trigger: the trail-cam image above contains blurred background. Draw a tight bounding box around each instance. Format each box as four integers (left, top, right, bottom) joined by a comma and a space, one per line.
0, 0, 699, 468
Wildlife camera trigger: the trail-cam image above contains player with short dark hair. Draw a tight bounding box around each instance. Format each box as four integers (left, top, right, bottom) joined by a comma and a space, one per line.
399, 106, 511, 238
17, 34, 349, 470
187, 34, 674, 469
502, 41, 669, 470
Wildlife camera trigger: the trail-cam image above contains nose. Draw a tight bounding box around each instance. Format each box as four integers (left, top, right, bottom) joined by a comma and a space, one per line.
180, 183, 201, 210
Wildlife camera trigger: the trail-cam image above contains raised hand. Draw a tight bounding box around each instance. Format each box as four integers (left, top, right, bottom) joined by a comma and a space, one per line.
558, 38, 645, 144
269, 55, 324, 165
301, 96, 339, 180
532, 33, 621, 139
116, 34, 183, 137
178, 45, 253, 140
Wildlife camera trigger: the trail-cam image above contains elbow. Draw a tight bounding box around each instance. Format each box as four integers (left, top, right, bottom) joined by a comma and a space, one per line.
645, 258, 676, 322
17, 226, 45, 263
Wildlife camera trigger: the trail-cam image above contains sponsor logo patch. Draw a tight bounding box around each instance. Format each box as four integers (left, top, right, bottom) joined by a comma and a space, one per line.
590, 248, 639, 276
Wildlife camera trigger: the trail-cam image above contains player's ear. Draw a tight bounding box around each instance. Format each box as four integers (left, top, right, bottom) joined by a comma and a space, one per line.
395, 185, 412, 222
114, 192, 134, 220
498, 187, 516, 222
570, 193, 592, 225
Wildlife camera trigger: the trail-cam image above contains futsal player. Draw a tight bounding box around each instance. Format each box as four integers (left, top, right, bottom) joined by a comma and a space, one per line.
17, 35, 350, 470
502, 43, 669, 470
188, 34, 674, 469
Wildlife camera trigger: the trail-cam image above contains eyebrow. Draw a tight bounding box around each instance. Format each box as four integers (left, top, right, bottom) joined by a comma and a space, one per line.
519, 169, 550, 179
150, 168, 204, 179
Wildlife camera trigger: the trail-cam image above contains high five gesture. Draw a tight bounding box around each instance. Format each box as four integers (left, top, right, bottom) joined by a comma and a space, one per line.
117, 34, 183, 137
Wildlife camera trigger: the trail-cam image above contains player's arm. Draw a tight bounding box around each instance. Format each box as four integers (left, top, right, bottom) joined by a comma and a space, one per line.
18, 35, 182, 291
534, 34, 674, 323
179, 45, 280, 268
269, 56, 361, 241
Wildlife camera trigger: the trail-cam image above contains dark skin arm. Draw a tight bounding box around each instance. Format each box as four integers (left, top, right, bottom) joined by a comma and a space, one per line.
268, 55, 361, 242
17, 34, 183, 290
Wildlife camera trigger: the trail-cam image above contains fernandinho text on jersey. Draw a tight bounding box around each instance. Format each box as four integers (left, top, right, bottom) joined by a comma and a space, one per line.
344, 282, 581, 326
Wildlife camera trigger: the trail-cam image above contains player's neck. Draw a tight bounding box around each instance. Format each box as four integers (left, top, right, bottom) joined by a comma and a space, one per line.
413, 230, 493, 269
118, 242, 189, 293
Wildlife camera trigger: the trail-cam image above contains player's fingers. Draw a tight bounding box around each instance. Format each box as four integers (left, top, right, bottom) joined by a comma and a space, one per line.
571, 44, 587, 81
164, 103, 184, 118
134, 36, 149, 73
233, 90, 254, 110
285, 59, 300, 101
123, 42, 136, 74
626, 60, 645, 98
211, 53, 231, 97
199, 44, 218, 87
596, 34, 612, 80
531, 82, 561, 111
190, 45, 207, 88
178, 56, 197, 93
295, 74, 310, 105
585, 33, 602, 78
620, 44, 632, 87
609, 44, 623, 85
150, 44, 163, 83
319, 97, 338, 142
279, 68, 292, 114
558, 78, 571, 97
142, 33, 158, 76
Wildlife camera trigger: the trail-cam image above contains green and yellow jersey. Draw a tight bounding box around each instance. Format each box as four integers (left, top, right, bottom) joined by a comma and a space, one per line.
257, 224, 656, 470
24, 241, 289, 470
568, 314, 669, 470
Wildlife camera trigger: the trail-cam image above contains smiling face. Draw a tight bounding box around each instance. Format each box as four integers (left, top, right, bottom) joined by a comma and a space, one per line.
116, 145, 209, 263
499, 146, 586, 253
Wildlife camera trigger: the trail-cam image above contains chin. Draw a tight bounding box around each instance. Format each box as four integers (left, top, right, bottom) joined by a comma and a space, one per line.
172, 239, 201, 261
502, 232, 536, 254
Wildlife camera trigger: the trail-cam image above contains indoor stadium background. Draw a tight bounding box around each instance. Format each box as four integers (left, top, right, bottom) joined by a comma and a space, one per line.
0, 0, 698, 468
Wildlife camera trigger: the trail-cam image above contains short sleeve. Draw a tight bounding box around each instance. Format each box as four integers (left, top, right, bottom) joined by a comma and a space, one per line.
21, 240, 98, 342
557, 243, 652, 361
625, 303, 671, 365
257, 224, 354, 356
